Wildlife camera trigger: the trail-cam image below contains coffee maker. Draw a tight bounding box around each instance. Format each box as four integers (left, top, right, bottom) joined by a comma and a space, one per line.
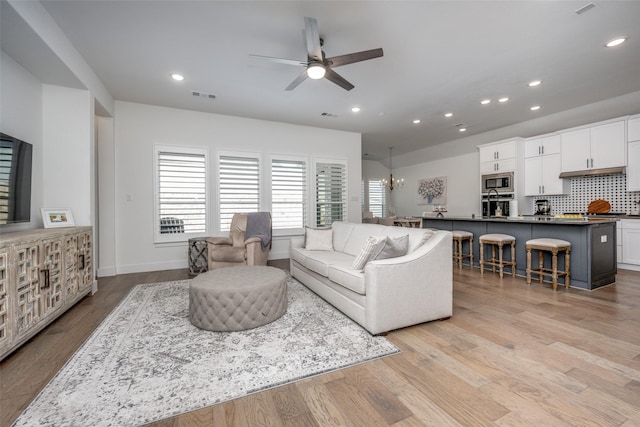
535, 199, 551, 215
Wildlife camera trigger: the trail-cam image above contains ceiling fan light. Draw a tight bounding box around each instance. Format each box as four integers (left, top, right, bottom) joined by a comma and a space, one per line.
307, 64, 326, 79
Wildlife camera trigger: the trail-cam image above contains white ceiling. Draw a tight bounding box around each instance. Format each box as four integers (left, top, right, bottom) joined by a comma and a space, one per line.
3, 1, 640, 162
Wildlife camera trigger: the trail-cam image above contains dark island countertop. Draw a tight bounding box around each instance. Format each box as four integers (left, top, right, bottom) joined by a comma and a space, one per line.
419, 215, 618, 225
420, 216, 617, 290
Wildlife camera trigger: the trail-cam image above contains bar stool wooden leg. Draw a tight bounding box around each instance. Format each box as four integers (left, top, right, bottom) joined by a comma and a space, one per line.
480, 242, 484, 275
552, 248, 559, 291
498, 242, 504, 278
492, 245, 496, 273
510, 242, 516, 277
526, 247, 532, 285
565, 248, 571, 289
538, 251, 544, 284
470, 238, 474, 269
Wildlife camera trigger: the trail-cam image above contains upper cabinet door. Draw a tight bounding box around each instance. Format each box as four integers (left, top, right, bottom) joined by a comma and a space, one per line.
628, 117, 640, 142
561, 128, 591, 172
541, 134, 561, 155
590, 121, 625, 169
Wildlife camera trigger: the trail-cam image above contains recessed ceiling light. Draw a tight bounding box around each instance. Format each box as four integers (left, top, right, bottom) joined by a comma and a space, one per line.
498, 97, 509, 103
528, 80, 541, 87
481, 99, 491, 105
444, 112, 453, 118
606, 37, 627, 47
458, 127, 467, 132
171, 73, 185, 81
351, 107, 361, 113
413, 119, 421, 124
530, 105, 541, 111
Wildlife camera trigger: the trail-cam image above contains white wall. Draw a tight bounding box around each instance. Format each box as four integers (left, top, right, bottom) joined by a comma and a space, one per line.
42, 84, 93, 225
0, 51, 44, 232
111, 101, 361, 274
96, 115, 116, 276
389, 152, 481, 218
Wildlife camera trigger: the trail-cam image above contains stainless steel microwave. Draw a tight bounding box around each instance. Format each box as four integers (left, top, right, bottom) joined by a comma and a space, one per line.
482, 172, 514, 193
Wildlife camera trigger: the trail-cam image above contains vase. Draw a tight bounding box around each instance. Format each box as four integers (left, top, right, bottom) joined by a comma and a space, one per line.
426, 195, 434, 204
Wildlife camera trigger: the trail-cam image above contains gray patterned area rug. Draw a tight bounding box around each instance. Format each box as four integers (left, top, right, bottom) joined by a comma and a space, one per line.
14, 277, 399, 427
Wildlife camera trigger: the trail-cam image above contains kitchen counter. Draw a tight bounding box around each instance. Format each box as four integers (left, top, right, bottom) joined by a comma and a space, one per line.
422, 215, 618, 225
421, 216, 617, 290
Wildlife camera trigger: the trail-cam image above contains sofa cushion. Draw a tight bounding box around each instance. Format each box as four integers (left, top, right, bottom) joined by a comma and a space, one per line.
328, 265, 366, 295
304, 250, 355, 277
290, 246, 308, 266
351, 236, 386, 270
342, 223, 386, 256
331, 222, 355, 253
375, 234, 409, 260
305, 227, 333, 250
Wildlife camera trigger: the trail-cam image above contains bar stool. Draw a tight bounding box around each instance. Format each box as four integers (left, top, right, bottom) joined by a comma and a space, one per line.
526, 238, 571, 291
479, 233, 516, 278
452, 230, 473, 270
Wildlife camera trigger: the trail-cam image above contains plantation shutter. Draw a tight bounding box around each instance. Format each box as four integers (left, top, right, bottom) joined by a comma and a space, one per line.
315, 161, 347, 227
271, 158, 306, 230
219, 155, 260, 231
368, 179, 386, 217
155, 148, 207, 241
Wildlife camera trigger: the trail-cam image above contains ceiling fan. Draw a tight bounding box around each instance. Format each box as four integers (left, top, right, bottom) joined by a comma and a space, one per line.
250, 17, 383, 91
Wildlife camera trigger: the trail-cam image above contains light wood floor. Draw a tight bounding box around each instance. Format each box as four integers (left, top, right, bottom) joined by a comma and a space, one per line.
2, 263, 640, 426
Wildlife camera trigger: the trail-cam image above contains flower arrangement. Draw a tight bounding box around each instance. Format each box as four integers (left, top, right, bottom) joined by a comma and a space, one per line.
418, 177, 445, 204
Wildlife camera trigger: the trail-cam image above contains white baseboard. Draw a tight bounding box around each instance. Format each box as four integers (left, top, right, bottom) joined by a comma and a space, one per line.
268, 250, 290, 261
618, 263, 640, 272
116, 260, 188, 275
97, 266, 117, 277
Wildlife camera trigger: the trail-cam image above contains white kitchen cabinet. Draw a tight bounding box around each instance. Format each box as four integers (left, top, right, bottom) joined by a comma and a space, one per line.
628, 141, 640, 192
628, 116, 640, 142
524, 134, 561, 158
479, 140, 518, 173
524, 153, 569, 196
524, 133, 568, 196
621, 219, 640, 266
561, 120, 625, 173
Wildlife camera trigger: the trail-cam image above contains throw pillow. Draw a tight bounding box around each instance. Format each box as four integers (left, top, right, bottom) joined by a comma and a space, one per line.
305, 227, 333, 250
417, 229, 436, 247
375, 234, 409, 260
351, 236, 386, 270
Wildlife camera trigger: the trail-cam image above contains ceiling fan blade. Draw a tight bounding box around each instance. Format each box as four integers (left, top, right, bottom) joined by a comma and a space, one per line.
324, 68, 354, 91
285, 69, 309, 91
304, 17, 323, 61
326, 48, 384, 68
249, 54, 307, 67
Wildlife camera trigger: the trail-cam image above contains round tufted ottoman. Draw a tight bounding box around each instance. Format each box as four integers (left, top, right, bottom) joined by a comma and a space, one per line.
188, 266, 288, 332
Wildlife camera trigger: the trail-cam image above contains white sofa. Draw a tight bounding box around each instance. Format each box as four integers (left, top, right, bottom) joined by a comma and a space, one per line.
289, 221, 453, 335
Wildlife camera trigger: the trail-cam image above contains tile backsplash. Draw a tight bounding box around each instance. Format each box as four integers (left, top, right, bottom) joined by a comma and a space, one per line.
524, 174, 640, 215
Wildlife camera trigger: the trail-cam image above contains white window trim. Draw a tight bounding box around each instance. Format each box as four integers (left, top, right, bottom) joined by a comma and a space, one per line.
312, 157, 348, 228
268, 153, 308, 237
215, 149, 263, 235
153, 144, 210, 244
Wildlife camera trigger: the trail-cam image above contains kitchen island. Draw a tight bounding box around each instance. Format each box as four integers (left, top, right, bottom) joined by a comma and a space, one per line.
421, 216, 617, 290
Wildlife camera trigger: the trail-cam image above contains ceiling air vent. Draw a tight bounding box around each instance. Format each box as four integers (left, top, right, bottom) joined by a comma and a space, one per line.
192, 91, 216, 99
321, 112, 339, 118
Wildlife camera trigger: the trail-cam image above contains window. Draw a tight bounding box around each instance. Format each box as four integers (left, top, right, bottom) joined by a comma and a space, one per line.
154, 145, 208, 243
271, 157, 306, 232
218, 154, 260, 231
315, 160, 347, 227
368, 179, 386, 217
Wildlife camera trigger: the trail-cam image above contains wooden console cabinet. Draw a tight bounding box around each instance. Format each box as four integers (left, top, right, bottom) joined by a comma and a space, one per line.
0, 226, 94, 360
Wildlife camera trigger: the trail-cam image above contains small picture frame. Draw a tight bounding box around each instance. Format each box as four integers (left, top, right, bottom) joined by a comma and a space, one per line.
41, 208, 75, 228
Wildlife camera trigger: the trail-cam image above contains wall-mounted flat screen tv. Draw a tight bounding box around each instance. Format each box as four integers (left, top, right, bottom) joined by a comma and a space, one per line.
0, 132, 33, 225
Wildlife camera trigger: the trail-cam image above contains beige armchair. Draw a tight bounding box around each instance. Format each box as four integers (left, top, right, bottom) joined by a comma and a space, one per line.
207, 213, 271, 270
